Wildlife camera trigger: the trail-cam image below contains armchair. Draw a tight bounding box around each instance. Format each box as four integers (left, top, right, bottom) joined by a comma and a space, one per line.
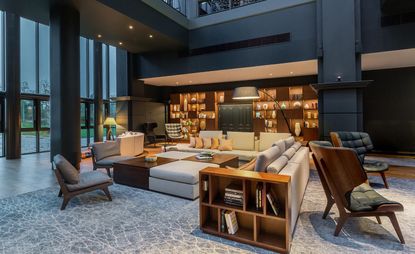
165, 123, 183, 143
309, 141, 404, 243
90, 141, 134, 177
330, 131, 389, 188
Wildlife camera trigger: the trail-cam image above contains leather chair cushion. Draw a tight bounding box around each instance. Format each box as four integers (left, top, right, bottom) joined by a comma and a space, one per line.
53, 154, 79, 184
91, 141, 120, 161
347, 183, 401, 212
335, 132, 374, 161
67, 171, 112, 191
96, 155, 135, 167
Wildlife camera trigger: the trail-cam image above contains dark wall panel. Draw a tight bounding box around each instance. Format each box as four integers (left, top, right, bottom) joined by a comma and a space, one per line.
363, 67, 415, 153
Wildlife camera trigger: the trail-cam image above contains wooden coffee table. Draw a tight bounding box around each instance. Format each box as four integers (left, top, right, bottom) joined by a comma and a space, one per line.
183, 154, 239, 168
113, 157, 177, 189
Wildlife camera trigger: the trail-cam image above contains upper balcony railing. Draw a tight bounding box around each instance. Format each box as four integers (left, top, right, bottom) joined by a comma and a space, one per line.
162, 0, 187, 16
198, 0, 266, 17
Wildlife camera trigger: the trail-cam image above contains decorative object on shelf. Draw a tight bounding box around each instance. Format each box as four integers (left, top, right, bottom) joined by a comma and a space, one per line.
265, 119, 268, 126
314, 112, 318, 119
173, 105, 177, 111
224, 210, 239, 235
304, 103, 310, 109
191, 97, 197, 103
256, 103, 262, 110
256, 112, 261, 119
281, 102, 287, 110
305, 121, 310, 128
307, 111, 312, 119
103, 117, 117, 140
171, 113, 175, 119
255, 183, 263, 211
211, 112, 215, 119
144, 155, 157, 162
262, 103, 268, 110
183, 98, 188, 111
312, 122, 317, 128
219, 95, 224, 103
224, 182, 243, 207
203, 180, 209, 192
271, 110, 276, 119
176, 113, 180, 118
191, 104, 197, 111
268, 120, 273, 128
293, 101, 302, 108
200, 119, 206, 130
232, 86, 292, 133
266, 189, 280, 216
295, 122, 301, 137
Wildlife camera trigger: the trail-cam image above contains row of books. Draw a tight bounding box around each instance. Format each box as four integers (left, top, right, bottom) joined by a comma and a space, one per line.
221, 210, 239, 234
256, 183, 280, 216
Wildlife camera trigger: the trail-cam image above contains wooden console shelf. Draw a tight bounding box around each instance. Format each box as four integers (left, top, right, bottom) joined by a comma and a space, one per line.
199, 167, 292, 253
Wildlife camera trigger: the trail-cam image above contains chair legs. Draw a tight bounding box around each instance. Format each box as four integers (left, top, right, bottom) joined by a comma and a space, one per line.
376, 216, 382, 224
334, 215, 348, 236
105, 168, 111, 178
102, 187, 112, 201
388, 213, 405, 244
323, 198, 335, 219
380, 171, 389, 189
61, 197, 71, 210
58, 189, 63, 197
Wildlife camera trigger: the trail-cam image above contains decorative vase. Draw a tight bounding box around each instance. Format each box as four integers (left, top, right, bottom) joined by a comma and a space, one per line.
293, 101, 302, 108
263, 103, 268, 110
281, 102, 287, 110
314, 112, 318, 119
191, 104, 197, 111
212, 113, 215, 119
268, 121, 273, 128
295, 122, 301, 137
200, 120, 206, 130
307, 111, 312, 119
256, 104, 262, 110
304, 103, 310, 109
173, 105, 177, 111
271, 110, 276, 119
312, 122, 317, 128
219, 95, 224, 103
183, 98, 188, 112
305, 121, 310, 128
256, 112, 261, 119
191, 97, 197, 103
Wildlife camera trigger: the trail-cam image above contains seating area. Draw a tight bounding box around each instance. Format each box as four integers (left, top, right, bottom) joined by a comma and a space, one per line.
1, 0, 415, 253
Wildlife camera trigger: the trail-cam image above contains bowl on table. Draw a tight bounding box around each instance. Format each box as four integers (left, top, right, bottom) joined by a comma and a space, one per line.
144, 155, 158, 162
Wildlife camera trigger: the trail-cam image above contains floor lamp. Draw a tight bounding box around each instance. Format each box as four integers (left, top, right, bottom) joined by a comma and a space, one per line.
232, 86, 292, 133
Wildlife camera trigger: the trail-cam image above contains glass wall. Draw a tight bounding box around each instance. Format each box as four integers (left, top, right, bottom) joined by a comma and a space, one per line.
39, 24, 50, 94
0, 11, 4, 157
20, 18, 36, 94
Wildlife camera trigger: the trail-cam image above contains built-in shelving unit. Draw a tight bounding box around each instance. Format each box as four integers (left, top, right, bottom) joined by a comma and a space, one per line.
199, 167, 291, 253
169, 85, 319, 140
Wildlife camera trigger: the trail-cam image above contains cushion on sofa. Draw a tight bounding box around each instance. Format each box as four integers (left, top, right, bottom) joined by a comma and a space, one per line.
227, 132, 255, 151
53, 154, 79, 184
150, 160, 218, 184
221, 150, 258, 161
292, 142, 302, 151
254, 146, 282, 172
282, 147, 297, 160
92, 141, 120, 161
67, 171, 112, 191
284, 137, 295, 149
219, 139, 233, 151
272, 140, 286, 154
267, 156, 289, 174
203, 138, 212, 149
211, 138, 219, 149
96, 155, 135, 167
259, 132, 292, 151
199, 131, 223, 139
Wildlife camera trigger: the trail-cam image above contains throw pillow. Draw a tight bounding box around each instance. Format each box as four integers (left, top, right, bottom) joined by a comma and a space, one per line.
53, 154, 79, 184
219, 139, 233, 151
203, 138, 212, 149
195, 137, 204, 149
189, 137, 196, 148
211, 137, 220, 149
267, 156, 289, 174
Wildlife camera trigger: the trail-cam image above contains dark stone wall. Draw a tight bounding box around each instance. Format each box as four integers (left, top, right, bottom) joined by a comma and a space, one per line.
362, 67, 415, 153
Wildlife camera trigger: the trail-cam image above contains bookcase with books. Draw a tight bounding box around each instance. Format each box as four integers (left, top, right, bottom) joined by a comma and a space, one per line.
199, 167, 291, 253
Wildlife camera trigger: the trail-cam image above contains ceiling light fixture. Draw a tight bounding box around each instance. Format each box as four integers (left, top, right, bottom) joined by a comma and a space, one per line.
290, 71, 294, 75
149, 34, 153, 38
119, 42, 123, 46
175, 81, 179, 85
128, 25, 133, 30
189, 81, 193, 83
97, 34, 102, 38
269, 73, 273, 76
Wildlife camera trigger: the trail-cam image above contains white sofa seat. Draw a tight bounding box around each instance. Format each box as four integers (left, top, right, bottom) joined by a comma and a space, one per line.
173, 143, 256, 161
220, 150, 258, 161
117, 132, 144, 156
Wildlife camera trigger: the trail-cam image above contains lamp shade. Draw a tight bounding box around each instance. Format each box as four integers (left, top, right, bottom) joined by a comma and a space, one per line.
103, 117, 117, 126
232, 86, 260, 100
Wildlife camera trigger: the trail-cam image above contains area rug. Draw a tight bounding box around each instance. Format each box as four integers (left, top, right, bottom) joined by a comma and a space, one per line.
0, 173, 413, 254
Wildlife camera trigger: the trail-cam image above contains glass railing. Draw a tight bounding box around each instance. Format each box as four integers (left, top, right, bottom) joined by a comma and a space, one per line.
162, 0, 187, 15
198, 0, 266, 16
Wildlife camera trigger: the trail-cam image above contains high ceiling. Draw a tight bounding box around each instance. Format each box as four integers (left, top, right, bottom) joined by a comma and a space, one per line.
0, 0, 187, 53
142, 48, 415, 86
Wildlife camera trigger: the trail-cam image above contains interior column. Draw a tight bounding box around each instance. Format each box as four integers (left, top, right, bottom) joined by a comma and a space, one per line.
94, 41, 104, 142
316, 0, 363, 139
4, 13, 21, 159
50, 3, 81, 168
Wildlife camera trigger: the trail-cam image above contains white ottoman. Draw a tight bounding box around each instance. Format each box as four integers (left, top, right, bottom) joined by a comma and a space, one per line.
149, 160, 218, 199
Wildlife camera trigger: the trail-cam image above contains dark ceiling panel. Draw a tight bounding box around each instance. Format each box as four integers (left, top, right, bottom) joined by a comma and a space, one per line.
381, 0, 415, 16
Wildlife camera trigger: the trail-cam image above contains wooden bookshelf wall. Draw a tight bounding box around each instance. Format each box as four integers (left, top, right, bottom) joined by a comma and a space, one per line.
199, 167, 291, 253
169, 85, 319, 140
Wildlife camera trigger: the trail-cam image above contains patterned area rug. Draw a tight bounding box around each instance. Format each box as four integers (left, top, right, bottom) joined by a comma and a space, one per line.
0, 172, 413, 253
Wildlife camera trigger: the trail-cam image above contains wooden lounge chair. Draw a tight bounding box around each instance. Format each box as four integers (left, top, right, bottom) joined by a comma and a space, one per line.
53, 154, 113, 210
309, 141, 405, 243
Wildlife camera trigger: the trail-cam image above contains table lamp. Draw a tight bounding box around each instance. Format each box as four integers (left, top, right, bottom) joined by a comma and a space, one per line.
103, 117, 117, 140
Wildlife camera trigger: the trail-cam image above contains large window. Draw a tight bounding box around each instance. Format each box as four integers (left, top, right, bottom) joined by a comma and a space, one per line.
39, 24, 50, 94
20, 18, 36, 94
80, 37, 95, 99
109, 45, 117, 98
81, 101, 94, 147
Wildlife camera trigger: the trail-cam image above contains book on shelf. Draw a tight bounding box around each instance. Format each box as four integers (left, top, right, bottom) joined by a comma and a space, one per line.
220, 210, 226, 233
224, 182, 244, 207
266, 188, 280, 216
255, 183, 263, 211
224, 210, 239, 235
225, 183, 243, 194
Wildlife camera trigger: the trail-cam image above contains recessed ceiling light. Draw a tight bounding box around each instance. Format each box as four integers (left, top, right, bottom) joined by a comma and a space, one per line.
290, 71, 294, 75
149, 34, 153, 38
97, 34, 102, 38
189, 81, 193, 83
128, 25, 133, 30
175, 81, 179, 85
119, 42, 123, 46
269, 73, 273, 76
